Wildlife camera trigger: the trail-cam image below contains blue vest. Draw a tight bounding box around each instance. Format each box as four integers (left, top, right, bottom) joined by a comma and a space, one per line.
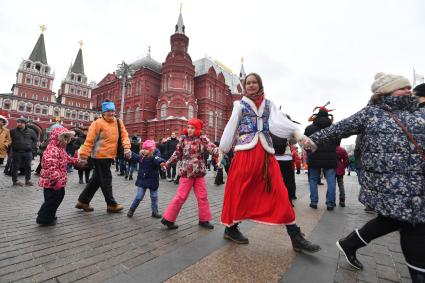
236, 99, 273, 148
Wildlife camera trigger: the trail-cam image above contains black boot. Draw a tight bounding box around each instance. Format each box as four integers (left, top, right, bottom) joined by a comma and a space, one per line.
288, 227, 321, 253
409, 267, 425, 283
199, 221, 214, 229
336, 230, 368, 270
79, 179, 84, 184
129, 175, 133, 180
161, 218, 179, 229
224, 224, 249, 244
339, 198, 345, 207
152, 211, 162, 218
127, 208, 135, 218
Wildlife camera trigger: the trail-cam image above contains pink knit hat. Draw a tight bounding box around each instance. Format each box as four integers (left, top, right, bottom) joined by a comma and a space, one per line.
142, 140, 156, 151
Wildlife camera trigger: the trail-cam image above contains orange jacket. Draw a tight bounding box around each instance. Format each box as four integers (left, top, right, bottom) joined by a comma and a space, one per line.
80, 117, 130, 159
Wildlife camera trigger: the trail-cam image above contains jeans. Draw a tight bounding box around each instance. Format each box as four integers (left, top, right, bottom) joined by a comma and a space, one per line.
127, 162, 137, 178
37, 188, 65, 224
78, 158, 117, 206
309, 167, 336, 207
130, 187, 158, 213
11, 151, 32, 183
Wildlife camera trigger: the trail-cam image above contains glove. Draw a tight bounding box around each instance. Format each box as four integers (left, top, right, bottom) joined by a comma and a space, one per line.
124, 149, 132, 160
53, 181, 64, 191
296, 169, 301, 174
74, 158, 89, 170
160, 163, 167, 171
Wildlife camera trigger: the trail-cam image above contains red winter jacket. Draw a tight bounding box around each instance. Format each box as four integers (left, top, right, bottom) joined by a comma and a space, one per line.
336, 146, 349, 176
38, 127, 77, 189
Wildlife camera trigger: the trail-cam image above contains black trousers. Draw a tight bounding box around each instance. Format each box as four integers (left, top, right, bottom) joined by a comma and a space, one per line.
167, 163, 177, 179
11, 151, 32, 183
36, 188, 65, 224
359, 215, 425, 271
214, 167, 224, 185
78, 158, 117, 206
277, 160, 297, 199
78, 169, 91, 183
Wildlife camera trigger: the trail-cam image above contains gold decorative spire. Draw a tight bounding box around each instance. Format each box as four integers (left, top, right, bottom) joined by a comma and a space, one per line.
40, 24, 47, 33
180, 2, 183, 13
79, 40, 84, 48
241, 57, 244, 64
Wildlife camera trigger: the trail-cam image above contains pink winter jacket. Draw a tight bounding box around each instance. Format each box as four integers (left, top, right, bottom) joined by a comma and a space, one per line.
336, 146, 349, 176
38, 127, 77, 189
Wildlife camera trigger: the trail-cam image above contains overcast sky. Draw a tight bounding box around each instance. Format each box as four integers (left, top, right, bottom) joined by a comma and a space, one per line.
1, 0, 424, 144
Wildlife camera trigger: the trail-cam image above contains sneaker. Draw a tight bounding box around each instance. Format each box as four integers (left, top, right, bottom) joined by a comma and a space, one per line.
224, 224, 249, 244
309, 204, 318, 209
152, 212, 162, 218
318, 182, 324, 186
107, 204, 124, 213
161, 218, 179, 229
327, 206, 334, 211
37, 220, 56, 227
339, 199, 346, 207
199, 221, 214, 229
124, 175, 128, 180
25, 181, 33, 186
75, 201, 94, 212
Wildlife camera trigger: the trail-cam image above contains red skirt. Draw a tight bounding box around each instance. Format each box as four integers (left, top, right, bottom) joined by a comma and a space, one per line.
221, 142, 296, 226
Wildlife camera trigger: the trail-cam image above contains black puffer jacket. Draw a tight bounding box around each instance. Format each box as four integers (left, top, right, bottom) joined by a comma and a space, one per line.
10, 127, 38, 153
271, 133, 288, 155
304, 116, 338, 169
166, 138, 179, 159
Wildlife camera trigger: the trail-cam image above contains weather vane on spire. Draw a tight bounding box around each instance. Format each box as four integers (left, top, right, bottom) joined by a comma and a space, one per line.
40, 24, 47, 33
148, 45, 151, 56
180, 2, 183, 13
241, 57, 244, 64
79, 40, 84, 48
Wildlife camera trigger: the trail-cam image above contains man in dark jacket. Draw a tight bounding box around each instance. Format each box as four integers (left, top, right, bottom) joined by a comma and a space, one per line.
165, 132, 178, 182
10, 118, 38, 186
304, 105, 338, 210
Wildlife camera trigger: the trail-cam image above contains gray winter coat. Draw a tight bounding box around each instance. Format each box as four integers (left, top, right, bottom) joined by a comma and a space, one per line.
310, 96, 425, 224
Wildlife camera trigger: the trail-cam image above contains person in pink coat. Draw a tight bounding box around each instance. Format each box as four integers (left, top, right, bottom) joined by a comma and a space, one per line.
37, 127, 86, 226
336, 145, 349, 207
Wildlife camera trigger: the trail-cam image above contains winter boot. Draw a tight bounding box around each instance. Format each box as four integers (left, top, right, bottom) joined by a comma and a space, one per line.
151, 211, 162, 218
79, 179, 84, 184
408, 267, 425, 283
107, 204, 124, 213
25, 181, 33, 186
340, 198, 346, 207
288, 226, 321, 253
75, 201, 94, 212
161, 218, 179, 229
129, 175, 133, 180
336, 230, 368, 270
199, 221, 214, 229
127, 208, 135, 218
224, 224, 249, 244
13, 181, 24, 187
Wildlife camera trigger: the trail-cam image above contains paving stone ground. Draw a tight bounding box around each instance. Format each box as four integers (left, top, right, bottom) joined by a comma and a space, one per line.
0, 158, 413, 283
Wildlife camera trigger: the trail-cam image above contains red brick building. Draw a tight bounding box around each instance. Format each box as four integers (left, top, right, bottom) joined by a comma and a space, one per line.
92, 11, 246, 142
0, 28, 98, 139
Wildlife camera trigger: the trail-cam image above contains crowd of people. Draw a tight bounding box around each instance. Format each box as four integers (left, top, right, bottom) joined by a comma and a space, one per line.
0, 71, 424, 282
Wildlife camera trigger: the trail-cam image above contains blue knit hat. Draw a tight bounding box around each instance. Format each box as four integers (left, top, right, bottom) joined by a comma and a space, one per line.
102, 101, 115, 112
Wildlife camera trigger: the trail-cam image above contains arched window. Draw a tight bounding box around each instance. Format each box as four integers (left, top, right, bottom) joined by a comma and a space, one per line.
71, 110, 76, 119
26, 103, 33, 113
218, 112, 223, 128
78, 112, 83, 120
188, 105, 194, 120
35, 104, 42, 114
65, 110, 71, 118
54, 108, 60, 117
135, 107, 141, 123
18, 102, 25, 112
3, 100, 11, 110
125, 109, 131, 124
42, 106, 48, 115
160, 104, 167, 120
209, 111, 214, 127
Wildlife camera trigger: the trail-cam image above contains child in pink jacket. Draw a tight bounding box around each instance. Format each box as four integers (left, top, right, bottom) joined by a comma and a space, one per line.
37, 127, 84, 226
161, 118, 219, 230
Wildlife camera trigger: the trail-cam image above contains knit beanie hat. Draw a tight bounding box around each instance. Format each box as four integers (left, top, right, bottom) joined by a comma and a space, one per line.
186, 118, 204, 137
102, 101, 115, 113
371, 72, 411, 95
413, 83, 425, 97
142, 140, 156, 151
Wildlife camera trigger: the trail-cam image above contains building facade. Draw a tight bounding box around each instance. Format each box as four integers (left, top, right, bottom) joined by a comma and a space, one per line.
92, 11, 246, 142
0, 28, 97, 139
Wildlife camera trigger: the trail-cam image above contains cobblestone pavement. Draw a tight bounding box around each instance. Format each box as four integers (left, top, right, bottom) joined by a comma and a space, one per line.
0, 159, 412, 283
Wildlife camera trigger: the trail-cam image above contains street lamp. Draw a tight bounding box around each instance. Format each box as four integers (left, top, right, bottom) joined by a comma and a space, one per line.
116, 61, 135, 120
